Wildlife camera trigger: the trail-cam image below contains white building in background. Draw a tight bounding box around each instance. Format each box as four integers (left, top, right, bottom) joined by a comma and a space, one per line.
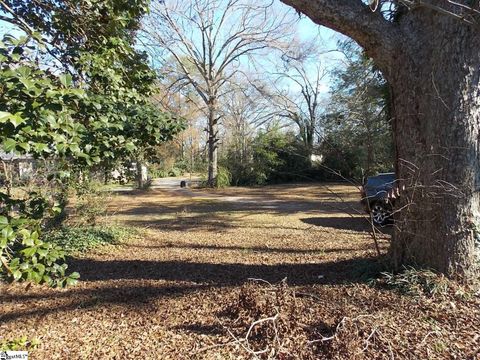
0, 151, 35, 180
310, 154, 324, 164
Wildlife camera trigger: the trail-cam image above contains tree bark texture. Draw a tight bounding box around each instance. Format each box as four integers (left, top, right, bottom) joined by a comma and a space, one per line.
281, 0, 480, 280
207, 102, 219, 187
136, 160, 148, 189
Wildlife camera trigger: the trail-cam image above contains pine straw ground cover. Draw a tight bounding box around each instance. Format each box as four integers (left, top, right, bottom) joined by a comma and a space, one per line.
0, 183, 479, 359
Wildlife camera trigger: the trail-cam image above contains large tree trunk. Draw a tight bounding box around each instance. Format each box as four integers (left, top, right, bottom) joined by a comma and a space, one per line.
389, 21, 480, 280
207, 102, 218, 187
280, 0, 480, 280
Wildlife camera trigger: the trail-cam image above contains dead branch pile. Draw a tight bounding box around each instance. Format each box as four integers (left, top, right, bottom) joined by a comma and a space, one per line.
214, 278, 480, 359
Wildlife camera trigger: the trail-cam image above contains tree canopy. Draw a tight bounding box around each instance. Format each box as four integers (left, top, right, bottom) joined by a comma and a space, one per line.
0, 0, 184, 286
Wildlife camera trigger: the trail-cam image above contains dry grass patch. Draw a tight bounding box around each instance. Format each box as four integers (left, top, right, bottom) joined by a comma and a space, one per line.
1, 183, 478, 359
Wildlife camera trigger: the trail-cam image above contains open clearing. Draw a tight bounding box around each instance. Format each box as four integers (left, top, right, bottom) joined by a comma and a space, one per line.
1, 183, 479, 359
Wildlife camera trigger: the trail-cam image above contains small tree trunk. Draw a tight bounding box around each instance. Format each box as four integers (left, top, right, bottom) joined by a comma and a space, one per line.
1, 160, 12, 196
390, 24, 480, 280
305, 124, 315, 161
365, 124, 373, 176
190, 134, 195, 174
136, 160, 148, 189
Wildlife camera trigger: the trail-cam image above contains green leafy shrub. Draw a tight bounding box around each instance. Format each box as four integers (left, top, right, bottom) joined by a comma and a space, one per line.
223, 128, 316, 186
68, 178, 110, 227
0, 216, 79, 287
43, 225, 137, 254
199, 166, 231, 188
0, 336, 40, 351
150, 168, 170, 178
168, 167, 183, 177
216, 166, 232, 188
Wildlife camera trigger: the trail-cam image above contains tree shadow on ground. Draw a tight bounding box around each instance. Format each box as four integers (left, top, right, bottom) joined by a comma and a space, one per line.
0, 283, 209, 323
301, 216, 372, 232
301, 216, 394, 237
123, 214, 237, 233
116, 200, 362, 233
123, 242, 362, 255
0, 257, 386, 325
69, 257, 384, 286
116, 198, 360, 217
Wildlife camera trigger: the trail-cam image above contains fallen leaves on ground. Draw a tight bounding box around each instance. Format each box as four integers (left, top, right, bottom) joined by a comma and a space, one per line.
0, 183, 478, 359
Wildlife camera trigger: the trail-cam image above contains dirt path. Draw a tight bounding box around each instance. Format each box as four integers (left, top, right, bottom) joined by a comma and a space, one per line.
1, 184, 478, 359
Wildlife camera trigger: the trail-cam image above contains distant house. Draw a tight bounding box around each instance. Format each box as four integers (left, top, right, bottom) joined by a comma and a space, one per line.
310, 154, 324, 164
0, 151, 35, 181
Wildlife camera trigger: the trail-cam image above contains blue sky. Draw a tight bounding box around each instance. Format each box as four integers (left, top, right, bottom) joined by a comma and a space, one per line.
278, 15, 348, 96
0, 3, 349, 98
297, 15, 349, 65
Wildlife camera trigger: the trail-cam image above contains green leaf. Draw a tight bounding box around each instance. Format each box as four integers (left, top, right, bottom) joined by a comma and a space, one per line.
65, 277, 78, 287
12, 270, 22, 281
18, 142, 30, 151
19, 228, 31, 238
51, 206, 62, 214
19, 77, 35, 90
23, 237, 35, 248
2, 138, 16, 152
31, 231, 39, 242
1, 226, 14, 241
34, 263, 45, 275
37, 248, 48, 258
21, 247, 36, 257
125, 142, 136, 152
9, 113, 25, 127
59, 74, 72, 87
0, 111, 12, 123
34, 143, 49, 153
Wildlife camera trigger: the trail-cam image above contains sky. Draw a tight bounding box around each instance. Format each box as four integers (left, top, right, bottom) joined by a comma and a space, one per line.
0, 2, 350, 98
295, 16, 349, 94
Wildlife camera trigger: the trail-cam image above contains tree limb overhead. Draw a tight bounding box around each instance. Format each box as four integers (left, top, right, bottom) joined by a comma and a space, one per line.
279, 0, 401, 73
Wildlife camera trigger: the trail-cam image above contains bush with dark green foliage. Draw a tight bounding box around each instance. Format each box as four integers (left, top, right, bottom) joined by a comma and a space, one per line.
43, 225, 137, 254
199, 166, 231, 188
0, 216, 79, 287
223, 128, 319, 186
216, 166, 232, 188
0, 0, 183, 287
168, 167, 184, 177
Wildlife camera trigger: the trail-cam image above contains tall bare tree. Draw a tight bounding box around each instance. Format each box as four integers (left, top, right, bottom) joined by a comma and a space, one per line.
274, 59, 326, 159
280, 0, 480, 280
222, 80, 277, 163
143, 0, 293, 186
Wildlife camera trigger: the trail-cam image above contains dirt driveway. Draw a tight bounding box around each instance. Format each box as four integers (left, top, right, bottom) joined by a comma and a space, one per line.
1, 183, 478, 359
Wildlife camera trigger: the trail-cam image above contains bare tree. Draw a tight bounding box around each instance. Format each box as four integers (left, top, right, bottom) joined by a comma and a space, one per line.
143, 0, 293, 186
153, 82, 205, 172
221, 79, 277, 163
274, 58, 327, 160
248, 40, 328, 161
